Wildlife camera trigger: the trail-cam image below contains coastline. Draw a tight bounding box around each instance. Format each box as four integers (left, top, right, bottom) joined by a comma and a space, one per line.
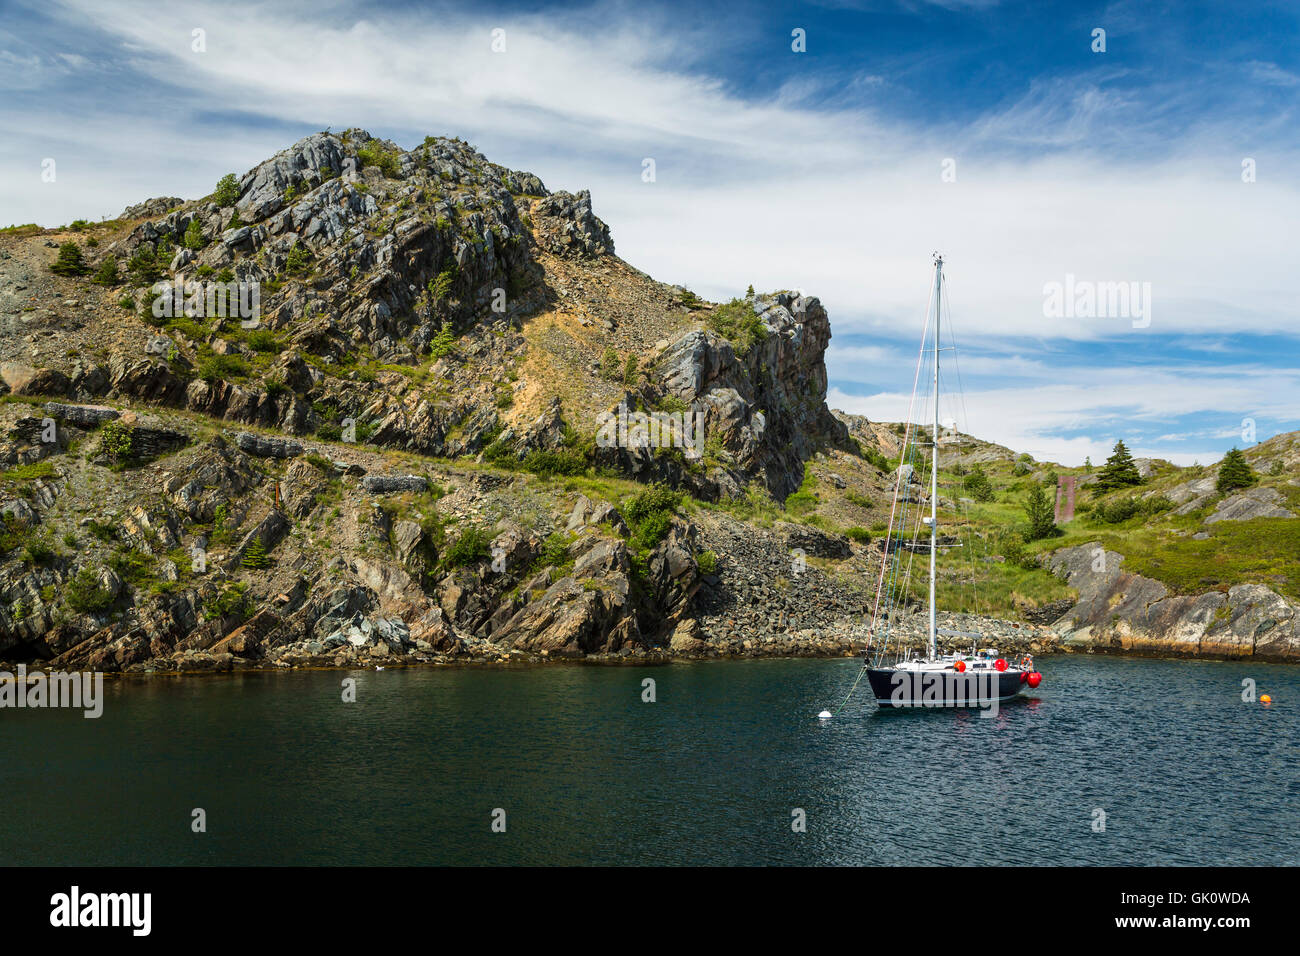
5, 610, 1291, 680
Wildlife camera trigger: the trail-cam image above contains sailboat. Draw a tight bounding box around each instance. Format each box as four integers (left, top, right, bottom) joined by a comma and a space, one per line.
858, 254, 1042, 710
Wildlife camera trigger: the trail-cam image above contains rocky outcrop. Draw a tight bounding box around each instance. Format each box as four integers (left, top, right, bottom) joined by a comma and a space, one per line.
1046, 543, 1299, 660
235, 432, 303, 459
1205, 486, 1294, 524
595, 292, 850, 501
531, 190, 612, 257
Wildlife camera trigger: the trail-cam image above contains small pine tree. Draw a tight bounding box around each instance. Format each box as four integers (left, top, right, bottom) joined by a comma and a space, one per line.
50, 241, 90, 276
213, 173, 240, 207
745, 284, 755, 297
241, 536, 270, 570
1023, 482, 1060, 541
183, 218, 207, 250
1084, 455, 1092, 473
1094, 440, 1142, 491
1216, 447, 1256, 493
92, 255, 119, 286
429, 326, 456, 358
962, 464, 994, 502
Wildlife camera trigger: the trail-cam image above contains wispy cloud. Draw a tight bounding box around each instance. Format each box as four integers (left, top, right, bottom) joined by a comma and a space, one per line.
2, 0, 1297, 465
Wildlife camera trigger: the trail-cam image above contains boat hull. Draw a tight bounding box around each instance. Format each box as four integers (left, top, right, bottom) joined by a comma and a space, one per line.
866, 667, 1026, 709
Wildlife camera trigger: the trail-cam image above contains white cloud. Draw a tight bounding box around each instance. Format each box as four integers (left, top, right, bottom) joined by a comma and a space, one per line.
4, 0, 1297, 464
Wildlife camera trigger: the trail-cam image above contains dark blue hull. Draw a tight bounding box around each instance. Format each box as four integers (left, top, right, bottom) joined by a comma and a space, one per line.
866, 667, 1025, 708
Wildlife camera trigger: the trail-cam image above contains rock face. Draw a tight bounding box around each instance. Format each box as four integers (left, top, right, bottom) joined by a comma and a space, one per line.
1046, 543, 1299, 660
235, 432, 303, 459
1205, 486, 1294, 524
595, 292, 850, 501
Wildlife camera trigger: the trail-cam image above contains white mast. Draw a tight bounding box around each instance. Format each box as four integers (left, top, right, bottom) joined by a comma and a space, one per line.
928, 254, 942, 660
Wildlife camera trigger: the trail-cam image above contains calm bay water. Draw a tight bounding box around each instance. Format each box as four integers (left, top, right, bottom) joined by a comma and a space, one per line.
2, 655, 1296, 865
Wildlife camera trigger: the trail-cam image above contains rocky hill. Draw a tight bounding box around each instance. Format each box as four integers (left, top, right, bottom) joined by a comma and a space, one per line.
0, 129, 1293, 671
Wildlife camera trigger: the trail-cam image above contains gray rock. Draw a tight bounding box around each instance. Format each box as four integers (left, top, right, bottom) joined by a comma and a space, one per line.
44, 402, 120, 426
361, 474, 428, 494
234, 431, 303, 458
1204, 486, 1294, 524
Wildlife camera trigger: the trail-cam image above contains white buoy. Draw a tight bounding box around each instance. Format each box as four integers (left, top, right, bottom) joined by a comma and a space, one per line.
818, 710, 833, 720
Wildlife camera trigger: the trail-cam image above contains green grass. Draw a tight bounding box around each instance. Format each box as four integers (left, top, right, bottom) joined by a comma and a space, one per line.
0, 461, 58, 482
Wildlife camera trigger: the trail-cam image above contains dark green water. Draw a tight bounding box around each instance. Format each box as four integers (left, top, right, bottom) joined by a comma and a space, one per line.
2, 655, 1296, 865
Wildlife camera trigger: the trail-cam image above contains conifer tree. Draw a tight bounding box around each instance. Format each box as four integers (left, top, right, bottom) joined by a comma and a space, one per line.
1094, 440, 1142, 491
50, 241, 90, 276
1024, 482, 1060, 541
241, 536, 269, 570
1216, 447, 1256, 493
92, 255, 119, 286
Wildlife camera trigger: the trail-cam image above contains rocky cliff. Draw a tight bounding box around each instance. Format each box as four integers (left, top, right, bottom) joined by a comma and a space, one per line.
0, 130, 875, 674
1046, 543, 1298, 660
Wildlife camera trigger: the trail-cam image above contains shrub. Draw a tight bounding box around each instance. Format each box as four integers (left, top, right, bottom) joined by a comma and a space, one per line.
92, 256, 119, 286
535, 532, 571, 569
1096, 497, 1130, 524
863, 446, 890, 473
429, 326, 456, 358
428, 268, 456, 304
706, 298, 767, 356
198, 353, 249, 382
99, 419, 135, 465
183, 218, 207, 250
127, 245, 163, 284
520, 448, 587, 478
66, 568, 117, 613
845, 526, 871, 543
23, 536, 57, 565
213, 173, 240, 207
599, 347, 622, 381
247, 330, 278, 352
356, 142, 401, 177
625, 484, 681, 553
205, 583, 249, 620
443, 525, 492, 568
696, 549, 718, 574
784, 464, 818, 515
284, 243, 312, 277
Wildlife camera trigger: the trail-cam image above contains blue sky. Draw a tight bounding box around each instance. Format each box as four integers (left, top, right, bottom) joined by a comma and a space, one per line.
2, 0, 1297, 465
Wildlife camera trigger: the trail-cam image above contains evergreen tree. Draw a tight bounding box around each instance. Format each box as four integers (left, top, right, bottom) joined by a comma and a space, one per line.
213, 173, 240, 207
1084, 455, 1092, 473
1216, 447, 1256, 493
241, 536, 270, 570
92, 255, 119, 286
962, 464, 994, 502
1023, 482, 1059, 541
183, 218, 207, 250
1094, 440, 1142, 491
50, 241, 90, 276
